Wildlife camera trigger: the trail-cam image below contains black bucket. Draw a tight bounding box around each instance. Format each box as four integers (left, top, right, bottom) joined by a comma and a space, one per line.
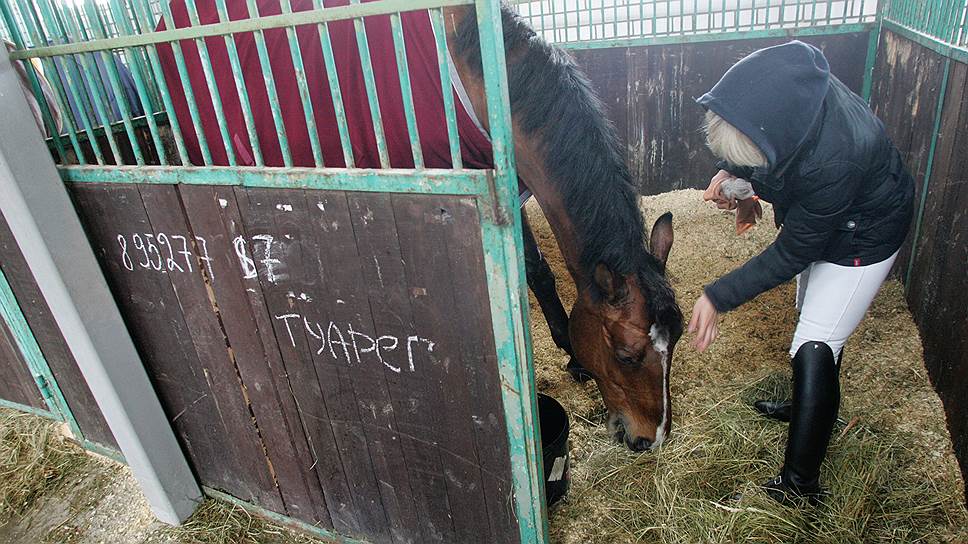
537, 393, 570, 507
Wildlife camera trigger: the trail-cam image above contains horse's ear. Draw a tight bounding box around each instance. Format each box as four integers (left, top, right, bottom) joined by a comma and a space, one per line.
594, 263, 629, 306
650, 212, 674, 270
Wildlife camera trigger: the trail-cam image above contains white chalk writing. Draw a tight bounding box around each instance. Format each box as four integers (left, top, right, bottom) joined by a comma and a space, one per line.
116, 232, 214, 279
274, 312, 435, 374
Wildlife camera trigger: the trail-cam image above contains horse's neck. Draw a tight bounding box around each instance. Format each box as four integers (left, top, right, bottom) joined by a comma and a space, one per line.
444, 10, 586, 286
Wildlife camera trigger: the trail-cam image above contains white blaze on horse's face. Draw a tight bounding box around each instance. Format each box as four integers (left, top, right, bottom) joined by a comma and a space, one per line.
649, 324, 671, 449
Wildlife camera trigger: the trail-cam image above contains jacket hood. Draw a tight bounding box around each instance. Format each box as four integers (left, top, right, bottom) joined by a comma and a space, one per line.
697, 41, 831, 170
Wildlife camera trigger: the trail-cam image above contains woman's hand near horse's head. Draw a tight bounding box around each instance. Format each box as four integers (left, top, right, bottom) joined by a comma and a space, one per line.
688, 293, 719, 352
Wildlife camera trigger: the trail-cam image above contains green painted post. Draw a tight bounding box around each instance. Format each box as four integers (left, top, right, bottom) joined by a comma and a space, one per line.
390, 12, 424, 168
0, 266, 84, 440
157, 0, 214, 165
129, 0, 191, 165
105, 0, 168, 164
0, 3, 66, 162
861, 18, 880, 102
473, 0, 547, 542
37, 0, 108, 165
184, 0, 238, 166
311, 0, 354, 167
80, 0, 146, 165
1, 1, 85, 163
906, 56, 950, 289
52, 0, 126, 164
349, 0, 390, 168
213, 0, 263, 166
280, 0, 325, 167
244, 0, 293, 167
429, 8, 463, 168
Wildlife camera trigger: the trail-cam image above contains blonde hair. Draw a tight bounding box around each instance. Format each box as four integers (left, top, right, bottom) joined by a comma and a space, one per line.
704, 111, 767, 168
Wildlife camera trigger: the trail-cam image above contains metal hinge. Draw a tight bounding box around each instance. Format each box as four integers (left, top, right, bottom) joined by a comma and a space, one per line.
33, 373, 54, 402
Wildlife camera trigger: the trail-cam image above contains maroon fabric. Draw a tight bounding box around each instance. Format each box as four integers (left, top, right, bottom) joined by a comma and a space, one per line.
156, 0, 493, 169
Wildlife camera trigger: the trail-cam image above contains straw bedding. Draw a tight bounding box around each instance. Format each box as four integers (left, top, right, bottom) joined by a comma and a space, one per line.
527, 189, 968, 544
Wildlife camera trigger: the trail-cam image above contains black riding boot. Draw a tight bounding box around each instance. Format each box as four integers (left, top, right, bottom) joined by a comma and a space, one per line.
763, 341, 840, 505
754, 349, 843, 423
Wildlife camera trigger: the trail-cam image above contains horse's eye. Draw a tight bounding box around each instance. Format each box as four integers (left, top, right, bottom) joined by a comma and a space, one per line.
616, 352, 642, 366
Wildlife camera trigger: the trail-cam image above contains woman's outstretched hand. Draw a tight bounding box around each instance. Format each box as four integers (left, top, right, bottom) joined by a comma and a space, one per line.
689, 293, 719, 352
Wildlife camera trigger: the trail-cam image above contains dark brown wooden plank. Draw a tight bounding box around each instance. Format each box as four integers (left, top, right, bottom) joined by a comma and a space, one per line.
69, 184, 248, 497
0, 317, 45, 409
235, 188, 364, 538
138, 185, 283, 511
391, 194, 496, 543
216, 186, 335, 528
446, 198, 519, 543
300, 190, 422, 544
347, 193, 457, 543
571, 47, 630, 154
0, 210, 116, 445
903, 59, 968, 494
178, 185, 323, 522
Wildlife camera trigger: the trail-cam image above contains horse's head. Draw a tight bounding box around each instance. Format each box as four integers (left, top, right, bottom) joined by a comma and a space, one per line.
569, 213, 682, 451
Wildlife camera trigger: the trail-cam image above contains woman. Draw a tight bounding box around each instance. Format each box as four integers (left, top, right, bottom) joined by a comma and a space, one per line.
689, 41, 914, 503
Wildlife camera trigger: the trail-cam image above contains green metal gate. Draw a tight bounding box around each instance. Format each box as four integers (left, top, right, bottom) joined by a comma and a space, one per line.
1, 0, 546, 541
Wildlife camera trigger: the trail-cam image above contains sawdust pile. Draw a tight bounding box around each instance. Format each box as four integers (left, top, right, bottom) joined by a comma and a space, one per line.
527, 190, 968, 543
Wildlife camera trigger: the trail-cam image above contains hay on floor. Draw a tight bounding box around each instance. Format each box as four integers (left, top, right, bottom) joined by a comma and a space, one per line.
526, 189, 968, 544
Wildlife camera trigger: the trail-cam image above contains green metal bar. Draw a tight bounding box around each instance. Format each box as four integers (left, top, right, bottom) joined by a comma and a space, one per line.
0, 397, 58, 420
350, 0, 389, 168
157, 0, 213, 165
0, 266, 84, 440
81, 439, 125, 463
53, 1, 126, 164
551, 21, 876, 49
80, 0, 146, 165
429, 8, 462, 168
213, 0, 263, 166
11, 0, 475, 60
129, 0, 191, 164
105, 0, 167, 165
906, 56, 951, 288
244, 0, 292, 167
390, 12, 424, 168
58, 165, 490, 195
861, 19, 880, 102
202, 487, 368, 544
473, 0, 546, 542
184, 0, 237, 166
311, 0, 354, 167
3, 0, 85, 164
280, 0, 324, 167
0, 2, 66, 162
34, 0, 107, 164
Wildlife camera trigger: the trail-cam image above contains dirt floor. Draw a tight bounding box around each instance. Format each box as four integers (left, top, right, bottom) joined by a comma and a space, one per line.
1, 190, 965, 543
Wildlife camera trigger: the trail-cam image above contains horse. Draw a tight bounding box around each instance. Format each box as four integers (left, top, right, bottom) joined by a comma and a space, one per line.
447, 7, 683, 450
158, 0, 683, 451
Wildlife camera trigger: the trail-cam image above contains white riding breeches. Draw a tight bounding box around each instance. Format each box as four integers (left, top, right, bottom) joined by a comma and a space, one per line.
790, 250, 900, 359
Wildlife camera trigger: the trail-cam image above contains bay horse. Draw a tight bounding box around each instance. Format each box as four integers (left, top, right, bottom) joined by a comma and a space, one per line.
158, 0, 683, 451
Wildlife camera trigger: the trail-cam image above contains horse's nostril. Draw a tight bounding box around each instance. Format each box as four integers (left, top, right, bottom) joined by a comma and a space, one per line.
630, 437, 653, 452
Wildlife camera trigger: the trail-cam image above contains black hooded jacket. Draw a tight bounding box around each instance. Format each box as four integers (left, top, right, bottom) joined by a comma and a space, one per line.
696, 41, 914, 313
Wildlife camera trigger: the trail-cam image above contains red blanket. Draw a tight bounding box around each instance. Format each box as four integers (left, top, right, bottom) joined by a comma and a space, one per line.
157, 0, 493, 169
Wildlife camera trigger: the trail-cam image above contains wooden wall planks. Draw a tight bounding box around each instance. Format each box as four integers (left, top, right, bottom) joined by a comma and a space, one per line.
570, 32, 872, 196
0, 210, 116, 445
869, 29, 968, 499
65, 183, 518, 543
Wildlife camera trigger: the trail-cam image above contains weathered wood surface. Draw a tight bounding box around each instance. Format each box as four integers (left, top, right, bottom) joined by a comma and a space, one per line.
869, 29, 968, 498
0, 210, 116, 445
0, 313, 45, 410
570, 32, 871, 195
68, 183, 518, 543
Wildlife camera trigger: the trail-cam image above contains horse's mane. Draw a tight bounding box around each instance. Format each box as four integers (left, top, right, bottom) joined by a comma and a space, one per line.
454, 5, 681, 332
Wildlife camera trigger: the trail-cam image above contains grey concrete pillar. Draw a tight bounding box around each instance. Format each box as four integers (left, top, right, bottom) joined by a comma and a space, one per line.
0, 48, 201, 525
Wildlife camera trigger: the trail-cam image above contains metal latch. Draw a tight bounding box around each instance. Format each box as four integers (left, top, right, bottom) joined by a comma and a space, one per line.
33, 373, 54, 402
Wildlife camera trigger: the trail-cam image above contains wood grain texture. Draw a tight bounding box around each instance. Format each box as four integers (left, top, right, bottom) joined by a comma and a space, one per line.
0, 210, 116, 444
569, 32, 872, 195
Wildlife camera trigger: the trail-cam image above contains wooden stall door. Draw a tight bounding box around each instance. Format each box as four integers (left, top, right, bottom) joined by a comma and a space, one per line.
0, 313, 47, 413
70, 183, 520, 544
